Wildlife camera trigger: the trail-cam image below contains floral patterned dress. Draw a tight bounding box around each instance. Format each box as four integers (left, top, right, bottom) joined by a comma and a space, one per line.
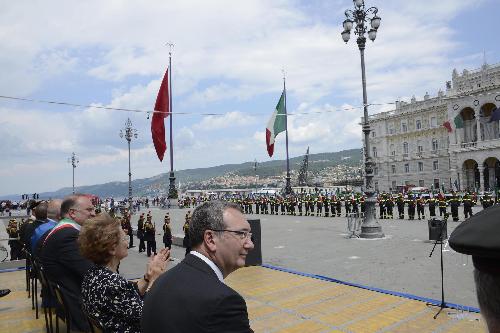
81, 265, 143, 333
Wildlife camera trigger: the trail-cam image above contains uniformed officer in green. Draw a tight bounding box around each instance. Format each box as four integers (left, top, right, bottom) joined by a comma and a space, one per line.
396, 194, 405, 219
481, 193, 494, 209
463, 193, 473, 219
449, 193, 460, 222
427, 196, 437, 217
7, 219, 22, 260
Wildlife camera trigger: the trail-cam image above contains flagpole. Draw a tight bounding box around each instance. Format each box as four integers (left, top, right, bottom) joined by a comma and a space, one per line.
167, 42, 177, 199
283, 70, 292, 195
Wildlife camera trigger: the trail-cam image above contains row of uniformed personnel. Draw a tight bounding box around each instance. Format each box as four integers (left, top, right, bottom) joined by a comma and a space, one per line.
228, 191, 496, 222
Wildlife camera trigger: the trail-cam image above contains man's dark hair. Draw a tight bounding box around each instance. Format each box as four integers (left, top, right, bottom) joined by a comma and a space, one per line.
60, 194, 88, 218
34, 201, 48, 220
189, 200, 241, 247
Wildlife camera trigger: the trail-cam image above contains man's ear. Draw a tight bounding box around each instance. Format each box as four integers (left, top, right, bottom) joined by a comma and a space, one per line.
67, 208, 76, 221
203, 230, 217, 252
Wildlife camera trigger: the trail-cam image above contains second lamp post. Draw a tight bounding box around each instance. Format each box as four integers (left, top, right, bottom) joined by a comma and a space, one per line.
120, 118, 138, 213
68, 152, 79, 194
341, 0, 383, 238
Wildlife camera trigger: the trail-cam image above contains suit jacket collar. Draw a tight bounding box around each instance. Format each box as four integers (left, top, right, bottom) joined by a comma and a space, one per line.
183, 253, 222, 282
190, 251, 224, 282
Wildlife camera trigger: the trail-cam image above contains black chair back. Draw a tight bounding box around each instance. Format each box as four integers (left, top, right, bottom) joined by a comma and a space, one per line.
52, 283, 72, 333
36, 262, 55, 333
82, 306, 109, 333
28, 253, 39, 319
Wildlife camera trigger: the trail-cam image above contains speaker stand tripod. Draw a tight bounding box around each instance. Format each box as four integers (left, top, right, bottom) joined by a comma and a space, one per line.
428, 219, 447, 319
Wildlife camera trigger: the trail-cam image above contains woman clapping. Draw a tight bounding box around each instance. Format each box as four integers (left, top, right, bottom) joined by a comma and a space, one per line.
79, 213, 169, 333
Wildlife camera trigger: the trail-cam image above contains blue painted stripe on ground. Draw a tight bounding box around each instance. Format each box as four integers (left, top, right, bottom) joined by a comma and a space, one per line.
0, 266, 26, 273
262, 264, 480, 313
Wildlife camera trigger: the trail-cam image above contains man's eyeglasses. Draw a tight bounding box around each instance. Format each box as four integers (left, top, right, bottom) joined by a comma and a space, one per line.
211, 229, 253, 240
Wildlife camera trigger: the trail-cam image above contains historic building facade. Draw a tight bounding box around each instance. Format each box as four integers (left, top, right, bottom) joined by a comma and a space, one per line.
369, 62, 500, 192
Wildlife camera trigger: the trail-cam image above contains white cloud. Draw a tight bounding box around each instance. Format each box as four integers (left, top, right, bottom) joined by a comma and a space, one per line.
0, 0, 498, 195
175, 127, 197, 150
193, 111, 257, 130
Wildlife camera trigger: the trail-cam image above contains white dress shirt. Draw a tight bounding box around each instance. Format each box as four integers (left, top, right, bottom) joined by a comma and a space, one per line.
190, 250, 224, 283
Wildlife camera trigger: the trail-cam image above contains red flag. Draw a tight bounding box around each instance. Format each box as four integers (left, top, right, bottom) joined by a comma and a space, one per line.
442, 121, 452, 133
151, 69, 169, 161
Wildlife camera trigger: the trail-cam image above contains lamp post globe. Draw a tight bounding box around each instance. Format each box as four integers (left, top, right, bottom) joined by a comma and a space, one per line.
341, 0, 384, 238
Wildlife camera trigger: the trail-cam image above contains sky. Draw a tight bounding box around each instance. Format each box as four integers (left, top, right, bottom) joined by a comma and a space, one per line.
0, 0, 499, 196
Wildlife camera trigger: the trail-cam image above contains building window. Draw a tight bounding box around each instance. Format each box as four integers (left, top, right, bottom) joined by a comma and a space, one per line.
417, 140, 423, 153
433, 160, 439, 170
434, 179, 440, 189
432, 138, 438, 151
372, 147, 377, 157
390, 144, 395, 156
402, 122, 408, 133
419, 180, 425, 187
374, 167, 379, 175
391, 165, 396, 174
403, 142, 409, 155
404, 163, 410, 173
392, 180, 397, 189
418, 162, 424, 172
389, 126, 394, 134
375, 181, 379, 191
416, 119, 422, 130
372, 131, 376, 137
431, 117, 437, 128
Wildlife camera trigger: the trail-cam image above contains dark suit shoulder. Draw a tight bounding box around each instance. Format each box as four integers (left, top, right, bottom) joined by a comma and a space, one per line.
210, 292, 252, 333
142, 254, 252, 333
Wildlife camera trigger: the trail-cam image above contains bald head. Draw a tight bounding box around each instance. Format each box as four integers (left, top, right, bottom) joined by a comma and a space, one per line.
47, 199, 62, 221
61, 194, 96, 225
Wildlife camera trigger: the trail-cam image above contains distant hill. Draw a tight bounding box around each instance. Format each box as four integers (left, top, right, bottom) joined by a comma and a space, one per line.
1, 148, 361, 200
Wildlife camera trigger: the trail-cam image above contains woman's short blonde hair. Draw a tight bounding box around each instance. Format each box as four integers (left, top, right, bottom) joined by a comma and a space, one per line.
78, 213, 121, 265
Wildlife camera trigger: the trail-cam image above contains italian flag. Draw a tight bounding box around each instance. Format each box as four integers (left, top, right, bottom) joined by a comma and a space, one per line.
266, 91, 286, 157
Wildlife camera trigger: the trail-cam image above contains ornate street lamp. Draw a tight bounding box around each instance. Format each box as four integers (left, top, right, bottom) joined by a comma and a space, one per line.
120, 118, 138, 213
67, 152, 79, 194
341, 0, 384, 238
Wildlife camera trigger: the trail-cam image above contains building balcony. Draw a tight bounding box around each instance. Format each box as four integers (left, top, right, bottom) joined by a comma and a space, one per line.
450, 138, 500, 153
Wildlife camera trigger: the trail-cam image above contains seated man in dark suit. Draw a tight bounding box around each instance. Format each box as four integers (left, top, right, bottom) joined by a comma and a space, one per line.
40, 194, 96, 332
31, 199, 62, 256
142, 200, 254, 333
21, 201, 48, 254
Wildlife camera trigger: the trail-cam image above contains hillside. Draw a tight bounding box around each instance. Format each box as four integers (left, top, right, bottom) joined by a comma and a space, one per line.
1, 148, 362, 199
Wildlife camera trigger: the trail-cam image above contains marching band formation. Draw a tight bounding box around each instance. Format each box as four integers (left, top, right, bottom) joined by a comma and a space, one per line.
4, 190, 498, 262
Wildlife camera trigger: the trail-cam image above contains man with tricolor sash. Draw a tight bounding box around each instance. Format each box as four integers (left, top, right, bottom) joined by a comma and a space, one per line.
40, 194, 96, 332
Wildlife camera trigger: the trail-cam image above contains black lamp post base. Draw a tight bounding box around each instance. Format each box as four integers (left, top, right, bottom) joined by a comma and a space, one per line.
168, 173, 177, 199
359, 225, 385, 239
284, 176, 293, 195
